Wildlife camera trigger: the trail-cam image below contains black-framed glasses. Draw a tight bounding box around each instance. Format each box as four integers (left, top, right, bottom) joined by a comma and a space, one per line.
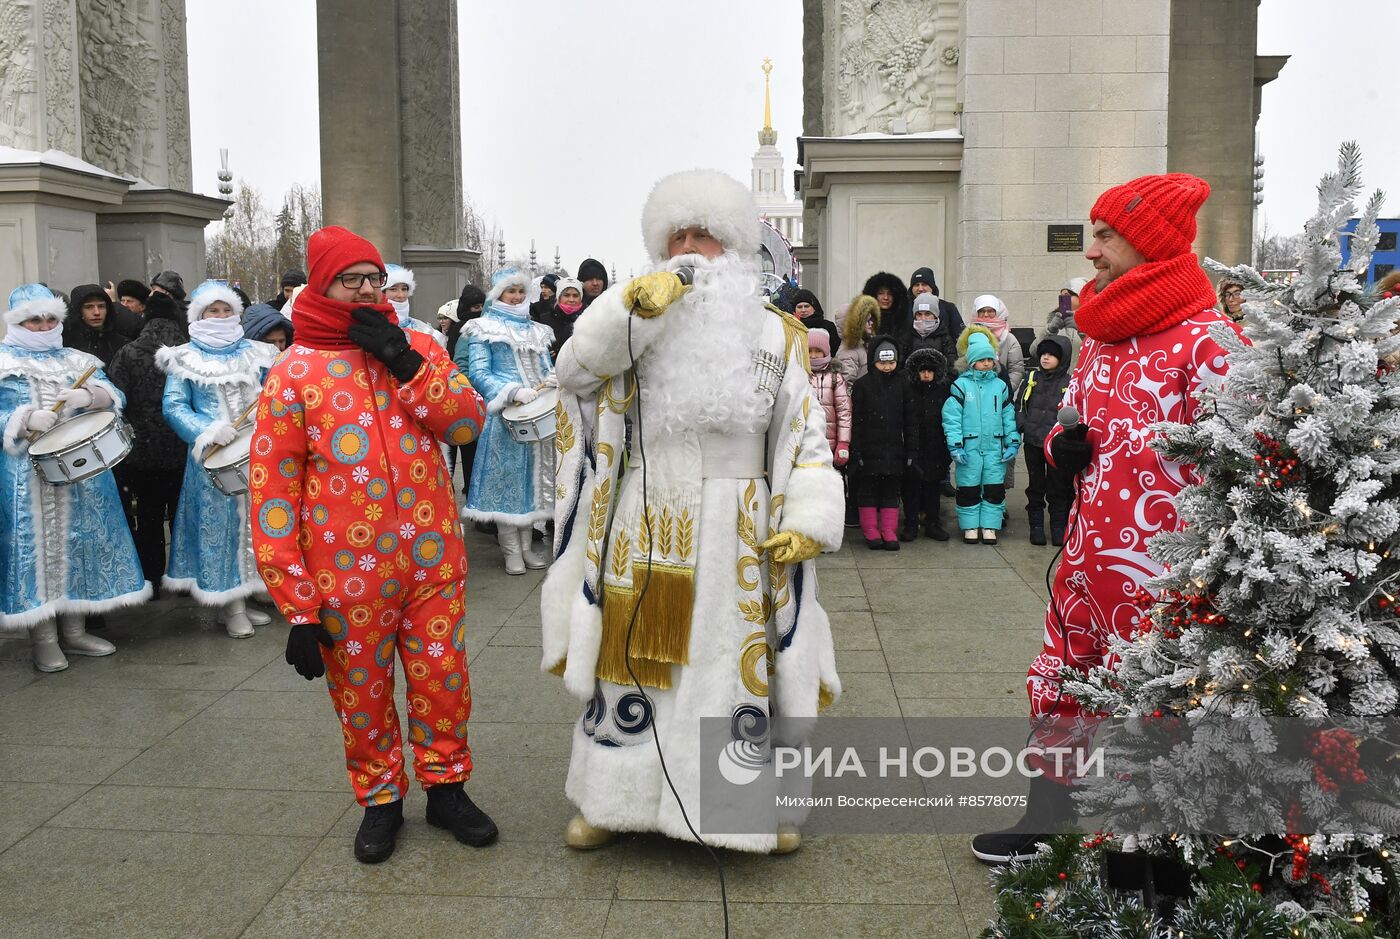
1223, 289, 1243, 299
337, 271, 388, 290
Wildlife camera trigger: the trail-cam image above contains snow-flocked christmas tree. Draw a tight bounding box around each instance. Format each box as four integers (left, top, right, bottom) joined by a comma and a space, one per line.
984, 144, 1400, 938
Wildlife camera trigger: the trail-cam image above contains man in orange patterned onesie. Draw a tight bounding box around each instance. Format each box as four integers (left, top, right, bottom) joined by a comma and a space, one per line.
251, 225, 496, 864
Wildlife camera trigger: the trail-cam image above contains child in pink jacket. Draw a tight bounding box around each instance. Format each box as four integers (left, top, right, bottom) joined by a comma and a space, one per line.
808, 330, 851, 467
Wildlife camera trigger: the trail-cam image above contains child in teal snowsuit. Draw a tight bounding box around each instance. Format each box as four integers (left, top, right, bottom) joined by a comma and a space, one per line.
942, 331, 1019, 545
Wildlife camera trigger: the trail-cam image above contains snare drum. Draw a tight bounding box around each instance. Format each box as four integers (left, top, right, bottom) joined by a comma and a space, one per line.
203, 423, 255, 496
501, 388, 558, 442
28, 410, 134, 485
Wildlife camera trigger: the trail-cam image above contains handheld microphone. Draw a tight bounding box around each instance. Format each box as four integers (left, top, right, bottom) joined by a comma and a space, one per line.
673, 266, 695, 287
1057, 405, 1088, 440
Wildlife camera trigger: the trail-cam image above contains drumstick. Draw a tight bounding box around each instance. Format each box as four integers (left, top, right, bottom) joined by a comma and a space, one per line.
205, 400, 261, 461
29, 366, 96, 441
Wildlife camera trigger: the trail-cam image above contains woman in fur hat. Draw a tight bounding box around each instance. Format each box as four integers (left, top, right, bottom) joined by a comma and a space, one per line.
158, 280, 279, 637
459, 268, 557, 574
0, 284, 147, 671
862, 271, 911, 339
835, 294, 881, 385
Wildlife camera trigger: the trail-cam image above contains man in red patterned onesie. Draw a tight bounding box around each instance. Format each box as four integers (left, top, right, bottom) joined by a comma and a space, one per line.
252, 225, 496, 863
973, 174, 1240, 864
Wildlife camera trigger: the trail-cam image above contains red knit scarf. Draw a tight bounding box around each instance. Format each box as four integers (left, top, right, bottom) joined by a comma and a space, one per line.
292, 290, 395, 350
1075, 253, 1219, 344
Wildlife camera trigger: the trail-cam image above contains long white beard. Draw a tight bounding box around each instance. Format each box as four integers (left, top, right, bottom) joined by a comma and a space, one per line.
637, 252, 772, 435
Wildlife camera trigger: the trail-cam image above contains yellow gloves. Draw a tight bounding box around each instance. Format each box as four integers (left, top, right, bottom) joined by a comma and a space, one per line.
760, 531, 824, 564
623, 272, 691, 318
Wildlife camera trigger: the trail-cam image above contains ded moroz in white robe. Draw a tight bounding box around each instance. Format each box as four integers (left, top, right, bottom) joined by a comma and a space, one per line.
541, 261, 844, 853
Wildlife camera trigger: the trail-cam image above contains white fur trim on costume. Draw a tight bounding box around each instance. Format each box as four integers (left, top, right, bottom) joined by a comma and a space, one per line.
565, 286, 669, 380
486, 271, 530, 304
192, 421, 234, 462
161, 575, 264, 606
777, 463, 847, 552
541, 504, 589, 678
641, 169, 761, 263
4, 296, 66, 326
0, 582, 154, 630
460, 505, 552, 528
186, 284, 245, 324
486, 382, 522, 415
562, 590, 603, 699
4, 405, 36, 455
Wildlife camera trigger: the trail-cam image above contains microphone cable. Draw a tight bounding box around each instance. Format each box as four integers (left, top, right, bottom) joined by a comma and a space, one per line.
622, 295, 731, 938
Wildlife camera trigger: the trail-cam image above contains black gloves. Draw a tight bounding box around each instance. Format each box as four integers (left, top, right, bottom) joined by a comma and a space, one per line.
1050, 424, 1094, 476
348, 307, 424, 383
285, 624, 334, 680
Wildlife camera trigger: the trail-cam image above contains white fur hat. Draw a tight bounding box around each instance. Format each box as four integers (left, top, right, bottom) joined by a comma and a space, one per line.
186, 280, 245, 324
385, 264, 416, 295
555, 277, 583, 298
973, 294, 1009, 320
487, 267, 530, 304
641, 169, 761, 263
5, 283, 66, 326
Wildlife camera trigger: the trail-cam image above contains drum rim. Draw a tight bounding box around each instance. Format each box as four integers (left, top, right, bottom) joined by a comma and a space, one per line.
29, 410, 120, 455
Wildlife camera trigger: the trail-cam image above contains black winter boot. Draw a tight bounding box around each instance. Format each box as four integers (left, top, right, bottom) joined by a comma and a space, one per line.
1050, 517, 1067, 547
354, 800, 405, 864
924, 519, 950, 541
1028, 511, 1047, 546
970, 776, 1077, 865
899, 519, 919, 542
426, 782, 499, 847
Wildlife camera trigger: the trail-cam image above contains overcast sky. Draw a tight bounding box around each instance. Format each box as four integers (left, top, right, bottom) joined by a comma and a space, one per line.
188, 0, 1395, 285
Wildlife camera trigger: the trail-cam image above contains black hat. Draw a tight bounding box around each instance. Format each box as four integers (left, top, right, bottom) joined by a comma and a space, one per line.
151, 269, 186, 301
115, 279, 150, 303
909, 267, 938, 293
577, 258, 608, 284
541, 273, 560, 289
280, 270, 308, 288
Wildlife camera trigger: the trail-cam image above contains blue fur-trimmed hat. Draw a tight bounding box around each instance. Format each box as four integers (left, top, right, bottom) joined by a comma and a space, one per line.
487, 267, 530, 304
384, 264, 416, 295
5, 283, 67, 326
186, 279, 245, 324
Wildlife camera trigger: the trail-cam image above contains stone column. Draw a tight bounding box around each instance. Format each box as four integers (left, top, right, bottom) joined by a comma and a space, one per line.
316, 0, 405, 262
318, 0, 476, 309
1167, 0, 1281, 269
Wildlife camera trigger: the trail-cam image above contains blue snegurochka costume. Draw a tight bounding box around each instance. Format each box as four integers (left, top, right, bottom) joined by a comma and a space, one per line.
456, 269, 556, 573
158, 282, 277, 630
0, 284, 147, 670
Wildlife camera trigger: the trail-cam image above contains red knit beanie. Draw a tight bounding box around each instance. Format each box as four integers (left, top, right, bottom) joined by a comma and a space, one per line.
306, 226, 385, 295
1090, 173, 1211, 262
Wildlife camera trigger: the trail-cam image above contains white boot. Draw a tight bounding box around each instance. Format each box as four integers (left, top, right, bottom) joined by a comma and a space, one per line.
220, 599, 255, 638
29, 619, 69, 672
522, 526, 549, 570
499, 526, 526, 576
58, 612, 116, 657
245, 606, 272, 626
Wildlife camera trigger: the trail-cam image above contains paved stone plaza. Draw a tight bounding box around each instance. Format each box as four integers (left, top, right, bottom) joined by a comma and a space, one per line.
0, 518, 1053, 938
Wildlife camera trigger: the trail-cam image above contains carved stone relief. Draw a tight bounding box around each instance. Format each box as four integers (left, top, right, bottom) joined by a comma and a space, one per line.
829, 0, 959, 136
160, 0, 191, 189
0, 2, 39, 149
397, 0, 464, 248
77, 0, 159, 180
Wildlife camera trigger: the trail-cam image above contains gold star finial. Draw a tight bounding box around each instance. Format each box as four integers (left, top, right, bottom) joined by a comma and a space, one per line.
759, 59, 777, 145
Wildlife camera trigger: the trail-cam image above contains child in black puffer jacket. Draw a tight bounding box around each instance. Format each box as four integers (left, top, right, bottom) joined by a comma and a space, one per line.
902, 348, 952, 541
1014, 333, 1075, 546
849, 335, 917, 551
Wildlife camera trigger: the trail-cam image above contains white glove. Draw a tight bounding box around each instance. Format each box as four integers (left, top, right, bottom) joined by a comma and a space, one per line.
542, 373, 559, 390
208, 422, 237, 446
513, 386, 539, 405
57, 388, 92, 410
27, 409, 58, 434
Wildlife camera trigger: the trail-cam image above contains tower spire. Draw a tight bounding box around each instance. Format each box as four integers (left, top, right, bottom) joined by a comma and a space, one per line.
758, 59, 777, 147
